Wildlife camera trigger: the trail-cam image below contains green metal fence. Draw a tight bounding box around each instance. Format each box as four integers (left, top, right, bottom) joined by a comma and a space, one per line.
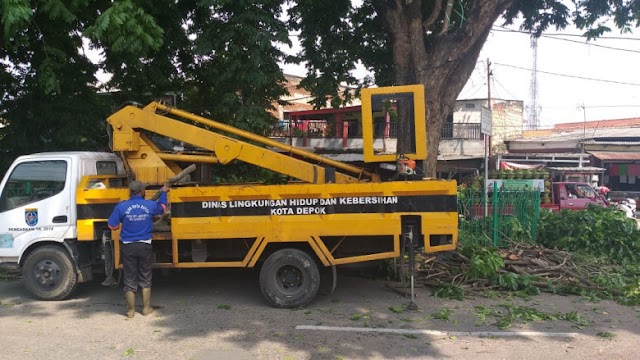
457, 184, 541, 247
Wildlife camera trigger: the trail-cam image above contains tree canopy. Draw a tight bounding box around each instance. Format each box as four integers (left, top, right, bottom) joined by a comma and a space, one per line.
1, 0, 638, 175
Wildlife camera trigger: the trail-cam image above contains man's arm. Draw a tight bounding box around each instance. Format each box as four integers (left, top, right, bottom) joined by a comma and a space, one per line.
107, 206, 121, 230
153, 185, 170, 214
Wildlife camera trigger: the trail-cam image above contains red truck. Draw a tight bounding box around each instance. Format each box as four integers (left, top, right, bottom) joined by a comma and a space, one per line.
542, 182, 607, 212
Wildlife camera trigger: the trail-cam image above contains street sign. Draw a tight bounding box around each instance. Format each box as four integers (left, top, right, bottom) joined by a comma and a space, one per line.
481, 106, 492, 135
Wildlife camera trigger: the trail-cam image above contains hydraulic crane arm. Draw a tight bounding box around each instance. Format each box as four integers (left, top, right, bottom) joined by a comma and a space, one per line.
108, 102, 380, 185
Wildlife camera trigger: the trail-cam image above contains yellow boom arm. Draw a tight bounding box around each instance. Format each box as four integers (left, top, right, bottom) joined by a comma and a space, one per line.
108, 102, 380, 185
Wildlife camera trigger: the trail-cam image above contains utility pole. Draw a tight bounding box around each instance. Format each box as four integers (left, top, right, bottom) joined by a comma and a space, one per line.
487, 59, 492, 111
484, 59, 492, 217
580, 103, 587, 164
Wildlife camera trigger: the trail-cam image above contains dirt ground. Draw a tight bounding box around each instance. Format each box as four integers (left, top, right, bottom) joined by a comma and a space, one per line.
1, 269, 640, 360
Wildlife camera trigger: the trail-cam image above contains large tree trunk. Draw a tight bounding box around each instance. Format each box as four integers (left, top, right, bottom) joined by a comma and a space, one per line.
374, 0, 514, 177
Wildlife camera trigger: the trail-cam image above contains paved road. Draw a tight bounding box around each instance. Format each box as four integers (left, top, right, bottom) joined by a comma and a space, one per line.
1, 269, 639, 359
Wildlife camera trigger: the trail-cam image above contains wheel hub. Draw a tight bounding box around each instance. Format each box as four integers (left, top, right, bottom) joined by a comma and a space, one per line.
34, 260, 62, 288
278, 265, 303, 290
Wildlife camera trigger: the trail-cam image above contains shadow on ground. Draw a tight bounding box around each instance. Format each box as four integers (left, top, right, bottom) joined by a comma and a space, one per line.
1, 267, 640, 359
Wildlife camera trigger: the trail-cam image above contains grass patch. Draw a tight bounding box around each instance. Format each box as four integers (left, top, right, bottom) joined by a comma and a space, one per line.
432, 307, 453, 321
350, 313, 370, 321
596, 331, 616, 339
389, 305, 406, 314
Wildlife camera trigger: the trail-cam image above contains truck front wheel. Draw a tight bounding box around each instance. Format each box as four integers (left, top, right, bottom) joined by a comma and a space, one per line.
22, 245, 78, 300
259, 248, 320, 308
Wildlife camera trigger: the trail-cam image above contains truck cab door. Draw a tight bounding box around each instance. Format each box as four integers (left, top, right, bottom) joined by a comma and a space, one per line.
561, 184, 598, 210
0, 159, 72, 261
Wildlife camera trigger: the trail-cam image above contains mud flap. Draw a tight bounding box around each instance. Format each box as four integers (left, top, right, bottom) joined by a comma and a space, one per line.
101, 231, 118, 287
319, 265, 337, 296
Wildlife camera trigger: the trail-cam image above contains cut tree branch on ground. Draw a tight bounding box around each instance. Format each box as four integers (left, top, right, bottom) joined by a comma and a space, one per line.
409, 241, 621, 297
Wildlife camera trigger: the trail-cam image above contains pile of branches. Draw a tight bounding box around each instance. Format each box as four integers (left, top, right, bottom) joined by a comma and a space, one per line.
411, 242, 625, 297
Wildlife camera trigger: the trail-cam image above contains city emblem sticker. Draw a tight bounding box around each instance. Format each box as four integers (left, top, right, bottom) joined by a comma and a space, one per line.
25, 208, 38, 227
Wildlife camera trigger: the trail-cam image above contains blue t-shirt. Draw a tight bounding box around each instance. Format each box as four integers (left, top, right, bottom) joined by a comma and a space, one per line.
107, 192, 167, 243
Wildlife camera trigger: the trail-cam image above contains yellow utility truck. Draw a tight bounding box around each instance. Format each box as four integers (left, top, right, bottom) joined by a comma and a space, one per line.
0, 85, 458, 307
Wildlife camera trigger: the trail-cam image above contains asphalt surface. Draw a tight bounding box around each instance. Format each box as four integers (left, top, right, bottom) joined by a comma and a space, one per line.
1, 269, 640, 360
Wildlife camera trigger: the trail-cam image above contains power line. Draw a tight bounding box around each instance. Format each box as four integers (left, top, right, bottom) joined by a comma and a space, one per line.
543, 34, 640, 54
545, 34, 640, 41
492, 27, 640, 54
542, 104, 640, 109
493, 62, 640, 87
492, 76, 520, 100
543, 33, 640, 41
493, 26, 640, 41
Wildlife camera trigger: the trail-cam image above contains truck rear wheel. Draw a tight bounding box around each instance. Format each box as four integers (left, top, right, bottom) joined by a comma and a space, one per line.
259, 248, 320, 308
22, 245, 78, 300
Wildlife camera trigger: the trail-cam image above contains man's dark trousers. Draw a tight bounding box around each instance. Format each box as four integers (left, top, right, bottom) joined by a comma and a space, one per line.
121, 242, 153, 292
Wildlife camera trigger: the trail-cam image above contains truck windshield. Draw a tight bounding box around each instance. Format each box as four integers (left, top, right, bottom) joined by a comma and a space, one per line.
565, 184, 596, 199
0, 160, 67, 212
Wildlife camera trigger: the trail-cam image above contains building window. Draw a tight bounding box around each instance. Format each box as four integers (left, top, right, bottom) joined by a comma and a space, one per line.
465, 104, 475, 109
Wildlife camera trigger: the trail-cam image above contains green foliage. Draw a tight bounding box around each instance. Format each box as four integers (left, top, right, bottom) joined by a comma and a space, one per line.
1, 0, 32, 38
460, 243, 504, 279
559, 311, 593, 328
596, 331, 616, 339
588, 263, 640, 305
0, 0, 290, 176
183, 0, 290, 135
432, 284, 464, 301
388, 305, 406, 314
538, 205, 640, 265
287, 0, 359, 108
431, 307, 452, 321
86, 0, 164, 56
496, 303, 557, 330
473, 302, 594, 330
350, 313, 369, 321
474, 305, 499, 326
493, 273, 539, 294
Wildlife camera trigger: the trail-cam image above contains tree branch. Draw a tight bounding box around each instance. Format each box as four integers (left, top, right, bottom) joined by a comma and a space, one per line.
429, 0, 515, 100
423, 0, 443, 30
438, 0, 454, 35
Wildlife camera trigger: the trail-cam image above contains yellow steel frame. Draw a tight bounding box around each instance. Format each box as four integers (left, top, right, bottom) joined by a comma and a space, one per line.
76, 176, 458, 269
76, 175, 128, 241
361, 84, 427, 162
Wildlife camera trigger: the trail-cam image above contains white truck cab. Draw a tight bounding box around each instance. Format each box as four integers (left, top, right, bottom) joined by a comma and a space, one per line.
0, 152, 125, 299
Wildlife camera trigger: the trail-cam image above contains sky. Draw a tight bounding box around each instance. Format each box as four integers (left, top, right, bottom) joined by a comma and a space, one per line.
280, 19, 640, 129
461, 22, 640, 128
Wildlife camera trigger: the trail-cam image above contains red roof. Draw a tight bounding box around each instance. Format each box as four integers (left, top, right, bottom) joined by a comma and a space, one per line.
589, 151, 640, 160
554, 118, 640, 130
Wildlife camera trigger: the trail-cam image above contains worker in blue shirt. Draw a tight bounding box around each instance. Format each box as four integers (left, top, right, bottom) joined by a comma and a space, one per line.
108, 180, 169, 318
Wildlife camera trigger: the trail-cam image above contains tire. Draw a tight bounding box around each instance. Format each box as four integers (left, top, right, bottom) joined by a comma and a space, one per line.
259, 248, 320, 308
22, 245, 78, 300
